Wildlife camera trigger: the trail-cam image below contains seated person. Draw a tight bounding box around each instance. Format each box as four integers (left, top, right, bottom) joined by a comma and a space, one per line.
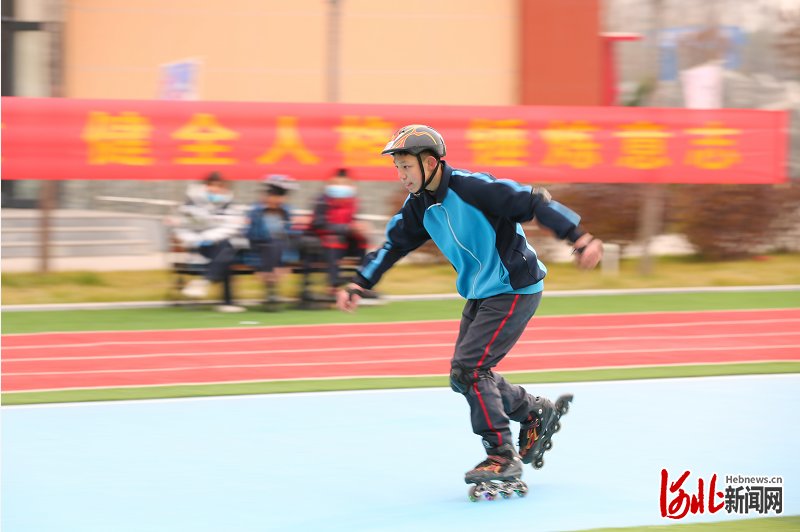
309, 168, 368, 295
246, 174, 299, 307
172, 171, 248, 312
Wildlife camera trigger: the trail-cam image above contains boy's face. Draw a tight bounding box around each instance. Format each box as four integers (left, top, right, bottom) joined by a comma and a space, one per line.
393, 153, 434, 193
263, 191, 284, 208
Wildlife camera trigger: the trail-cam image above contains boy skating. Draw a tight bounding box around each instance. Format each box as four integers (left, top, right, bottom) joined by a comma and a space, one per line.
336, 125, 602, 499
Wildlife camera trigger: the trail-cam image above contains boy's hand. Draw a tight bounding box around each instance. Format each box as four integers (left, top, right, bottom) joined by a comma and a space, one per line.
336, 283, 364, 313
573, 233, 603, 270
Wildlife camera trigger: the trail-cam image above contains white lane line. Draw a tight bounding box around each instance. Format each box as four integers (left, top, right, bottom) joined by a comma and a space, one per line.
5, 318, 800, 351
6, 344, 800, 376
4, 331, 800, 363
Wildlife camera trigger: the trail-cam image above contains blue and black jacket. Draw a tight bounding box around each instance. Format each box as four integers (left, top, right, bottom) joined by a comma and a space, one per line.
245, 203, 293, 243
354, 162, 585, 300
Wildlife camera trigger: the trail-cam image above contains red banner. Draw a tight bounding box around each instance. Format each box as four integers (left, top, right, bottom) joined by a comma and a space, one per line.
1, 97, 789, 183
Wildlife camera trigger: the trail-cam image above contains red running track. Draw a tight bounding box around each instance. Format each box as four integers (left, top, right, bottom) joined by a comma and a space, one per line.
3, 309, 800, 392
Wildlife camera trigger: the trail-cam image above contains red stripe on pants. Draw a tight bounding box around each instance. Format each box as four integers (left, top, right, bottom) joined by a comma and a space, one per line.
472, 294, 520, 448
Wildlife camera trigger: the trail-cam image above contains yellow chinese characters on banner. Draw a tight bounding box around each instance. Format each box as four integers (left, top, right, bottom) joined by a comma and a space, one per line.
684, 122, 741, 169
70, 105, 755, 180
466, 119, 529, 166
82, 111, 154, 165
614, 122, 673, 169
541, 121, 601, 169
337, 116, 395, 166
172, 113, 239, 165
257, 116, 320, 165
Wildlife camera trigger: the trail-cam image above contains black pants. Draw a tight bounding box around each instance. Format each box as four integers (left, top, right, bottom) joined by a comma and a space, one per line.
252, 239, 286, 273
451, 292, 542, 452
320, 228, 366, 288
198, 240, 236, 305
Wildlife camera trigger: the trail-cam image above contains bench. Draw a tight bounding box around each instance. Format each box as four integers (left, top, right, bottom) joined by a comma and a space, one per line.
168, 235, 364, 309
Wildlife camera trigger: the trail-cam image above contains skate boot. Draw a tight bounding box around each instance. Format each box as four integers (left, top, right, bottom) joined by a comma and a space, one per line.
464, 443, 528, 502
518, 393, 573, 470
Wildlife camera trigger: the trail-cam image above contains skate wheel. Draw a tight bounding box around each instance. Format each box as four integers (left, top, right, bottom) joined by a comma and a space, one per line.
553, 422, 561, 433
468, 485, 482, 502
543, 440, 552, 451
516, 484, 529, 497
534, 458, 544, 469
500, 490, 511, 499
484, 492, 496, 501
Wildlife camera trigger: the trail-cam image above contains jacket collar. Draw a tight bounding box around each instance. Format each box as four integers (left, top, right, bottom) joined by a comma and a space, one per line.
429, 161, 451, 204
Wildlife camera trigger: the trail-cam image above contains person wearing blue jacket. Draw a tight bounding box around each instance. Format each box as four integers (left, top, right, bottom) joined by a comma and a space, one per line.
336, 125, 603, 487
246, 175, 298, 307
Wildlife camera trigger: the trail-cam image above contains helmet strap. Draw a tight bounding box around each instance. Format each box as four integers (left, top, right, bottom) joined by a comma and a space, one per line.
413, 154, 440, 197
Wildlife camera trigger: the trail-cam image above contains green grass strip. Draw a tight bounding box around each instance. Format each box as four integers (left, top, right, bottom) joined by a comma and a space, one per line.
3, 290, 799, 334
579, 516, 799, 531
3, 362, 797, 406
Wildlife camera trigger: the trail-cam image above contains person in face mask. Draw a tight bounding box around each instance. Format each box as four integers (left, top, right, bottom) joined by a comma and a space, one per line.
173, 171, 248, 312
308, 168, 369, 297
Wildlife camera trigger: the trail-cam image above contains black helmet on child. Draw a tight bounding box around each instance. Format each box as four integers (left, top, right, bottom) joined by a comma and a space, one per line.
381, 124, 446, 158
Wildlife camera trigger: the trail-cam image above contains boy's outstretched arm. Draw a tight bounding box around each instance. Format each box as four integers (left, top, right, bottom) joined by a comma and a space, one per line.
336, 201, 430, 313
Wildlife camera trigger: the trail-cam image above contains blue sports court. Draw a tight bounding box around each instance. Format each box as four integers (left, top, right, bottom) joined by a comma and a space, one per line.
2, 375, 797, 531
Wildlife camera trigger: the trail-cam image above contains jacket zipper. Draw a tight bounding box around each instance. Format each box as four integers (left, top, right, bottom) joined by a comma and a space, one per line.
438, 205, 483, 299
